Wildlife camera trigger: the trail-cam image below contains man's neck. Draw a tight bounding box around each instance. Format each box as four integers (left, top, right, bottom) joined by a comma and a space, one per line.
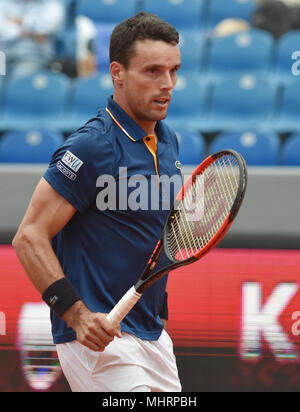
112, 94, 157, 136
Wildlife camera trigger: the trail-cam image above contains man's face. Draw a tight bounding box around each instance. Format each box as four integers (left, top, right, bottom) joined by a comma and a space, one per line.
115, 39, 181, 133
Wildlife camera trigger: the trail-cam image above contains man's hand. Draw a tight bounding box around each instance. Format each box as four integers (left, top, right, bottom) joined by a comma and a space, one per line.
62, 301, 122, 352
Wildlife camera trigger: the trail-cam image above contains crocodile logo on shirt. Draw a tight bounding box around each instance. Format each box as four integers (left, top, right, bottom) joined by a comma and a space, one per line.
175, 160, 182, 170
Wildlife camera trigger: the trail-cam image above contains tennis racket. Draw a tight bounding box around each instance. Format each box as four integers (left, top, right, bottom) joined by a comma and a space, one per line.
106, 149, 247, 325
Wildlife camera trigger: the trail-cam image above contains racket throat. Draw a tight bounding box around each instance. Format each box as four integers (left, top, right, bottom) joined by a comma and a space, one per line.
135, 279, 146, 294
140, 240, 164, 280
150, 261, 157, 271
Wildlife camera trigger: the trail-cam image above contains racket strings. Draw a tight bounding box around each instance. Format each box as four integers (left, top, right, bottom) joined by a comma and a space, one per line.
167, 154, 240, 261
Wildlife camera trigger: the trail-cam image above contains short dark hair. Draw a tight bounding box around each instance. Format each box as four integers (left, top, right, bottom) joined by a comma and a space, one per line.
109, 12, 179, 69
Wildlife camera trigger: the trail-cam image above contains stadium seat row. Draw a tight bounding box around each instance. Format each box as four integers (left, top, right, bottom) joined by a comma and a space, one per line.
0, 71, 299, 134
176, 130, 300, 166
75, 0, 257, 30
59, 0, 300, 82
96, 27, 300, 83
58, 0, 259, 59
1, 129, 300, 166
199, 29, 300, 85
168, 73, 300, 133
72, 5, 300, 83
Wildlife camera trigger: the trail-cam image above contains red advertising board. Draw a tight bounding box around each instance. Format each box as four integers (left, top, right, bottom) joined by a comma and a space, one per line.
0, 246, 300, 391
168, 248, 300, 361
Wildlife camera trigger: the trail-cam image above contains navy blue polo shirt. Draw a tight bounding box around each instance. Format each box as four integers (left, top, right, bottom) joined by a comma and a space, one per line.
43, 96, 182, 344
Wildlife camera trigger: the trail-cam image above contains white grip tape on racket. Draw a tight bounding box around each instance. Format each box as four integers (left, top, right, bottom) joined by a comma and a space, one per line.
106, 286, 142, 325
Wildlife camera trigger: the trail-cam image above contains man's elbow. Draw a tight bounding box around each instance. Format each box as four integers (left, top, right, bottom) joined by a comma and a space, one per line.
12, 229, 25, 254
12, 226, 35, 254
12, 228, 21, 251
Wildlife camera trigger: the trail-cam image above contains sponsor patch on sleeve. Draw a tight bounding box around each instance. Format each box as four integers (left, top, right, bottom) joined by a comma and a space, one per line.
57, 161, 77, 181
61, 150, 84, 172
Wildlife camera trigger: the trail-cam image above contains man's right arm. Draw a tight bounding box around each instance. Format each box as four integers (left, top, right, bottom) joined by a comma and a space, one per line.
12, 177, 121, 352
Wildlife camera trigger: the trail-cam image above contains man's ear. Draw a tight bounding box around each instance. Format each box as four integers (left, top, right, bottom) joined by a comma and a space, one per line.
110, 61, 125, 86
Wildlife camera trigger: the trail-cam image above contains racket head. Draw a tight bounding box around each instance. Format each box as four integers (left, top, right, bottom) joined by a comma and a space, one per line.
135, 150, 247, 294
163, 149, 247, 264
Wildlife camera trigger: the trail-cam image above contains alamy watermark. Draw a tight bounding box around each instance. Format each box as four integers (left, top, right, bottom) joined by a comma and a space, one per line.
292, 311, 300, 336
0, 51, 6, 76
95, 167, 205, 222
292, 51, 300, 76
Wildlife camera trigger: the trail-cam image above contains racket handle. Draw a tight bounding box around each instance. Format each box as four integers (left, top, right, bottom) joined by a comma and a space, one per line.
106, 286, 142, 325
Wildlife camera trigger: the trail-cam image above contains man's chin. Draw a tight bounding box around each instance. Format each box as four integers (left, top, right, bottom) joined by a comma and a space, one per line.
152, 110, 169, 121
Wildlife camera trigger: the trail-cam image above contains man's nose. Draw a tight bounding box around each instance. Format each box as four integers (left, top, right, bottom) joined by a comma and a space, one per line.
160, 72, 175, 90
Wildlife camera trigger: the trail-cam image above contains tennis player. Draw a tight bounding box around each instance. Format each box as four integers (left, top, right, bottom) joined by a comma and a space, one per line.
13, 12, 182, 392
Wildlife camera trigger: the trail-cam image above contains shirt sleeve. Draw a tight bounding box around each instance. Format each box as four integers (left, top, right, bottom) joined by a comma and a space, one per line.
43, 127, 114, 213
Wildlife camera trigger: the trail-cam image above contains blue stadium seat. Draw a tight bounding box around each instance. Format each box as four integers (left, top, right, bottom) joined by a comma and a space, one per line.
77, 0, 137, 72
208, 0, 257, 27
77, 0, 137, 23
0, 72, 70, 132
178, 29, 207, 74
281, 134, 300, 166
209, 131, 280, 166
94, 23, 115, 72
206, 29, 274, 81
175, 129, 206, 165
274, 30, 300, 85
273, 80, 300, 133
62, 73, 113, 132
201, 75, 278, 132
142, 0, 207, 30
166, 73, 210, 131
0, 130, 64, 163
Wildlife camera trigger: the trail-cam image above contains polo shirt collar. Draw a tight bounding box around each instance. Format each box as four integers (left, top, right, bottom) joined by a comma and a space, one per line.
106, 96, 166, 143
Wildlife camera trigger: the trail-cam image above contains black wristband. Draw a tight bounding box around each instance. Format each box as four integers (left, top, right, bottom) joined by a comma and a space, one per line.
159, 291, 168, 320
42, 278, 81, 317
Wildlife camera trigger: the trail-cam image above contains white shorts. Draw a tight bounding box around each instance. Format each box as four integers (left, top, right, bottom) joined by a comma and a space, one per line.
56, 330, 181, 392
